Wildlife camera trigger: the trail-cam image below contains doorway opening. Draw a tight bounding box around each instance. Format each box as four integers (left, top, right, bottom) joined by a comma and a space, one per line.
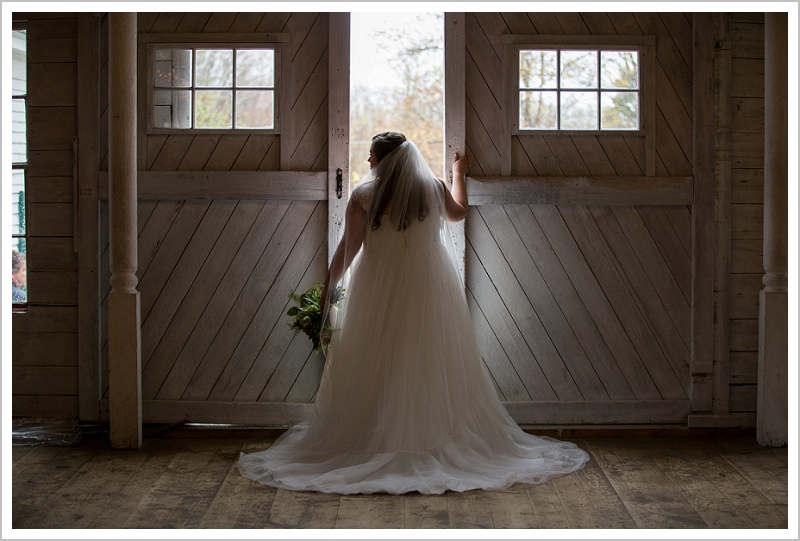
349, 12, 445, 191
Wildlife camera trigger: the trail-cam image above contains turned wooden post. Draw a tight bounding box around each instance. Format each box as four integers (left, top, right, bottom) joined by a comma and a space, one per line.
108, 12, 142, 449
757, 12, 788, 447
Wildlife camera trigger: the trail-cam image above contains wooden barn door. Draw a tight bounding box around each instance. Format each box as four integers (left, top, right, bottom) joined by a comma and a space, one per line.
459, 12, 699, 426
96, 12, 346, 425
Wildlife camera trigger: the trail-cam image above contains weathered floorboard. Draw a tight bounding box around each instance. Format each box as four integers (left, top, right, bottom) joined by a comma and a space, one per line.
11, 433, 788, 530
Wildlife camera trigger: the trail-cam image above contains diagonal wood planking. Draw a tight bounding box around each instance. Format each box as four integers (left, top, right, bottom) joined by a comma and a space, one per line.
466, 203, 691, 406
464, 12, 694, 420
152, 201, 290, 400
467, 12, 693, 178
99, 11, 700, 423
141, 200, 265, 399
209, 201, 326, 402
100, 13, 330, 416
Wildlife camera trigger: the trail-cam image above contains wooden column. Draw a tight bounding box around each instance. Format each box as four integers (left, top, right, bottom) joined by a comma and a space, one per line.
757, 12, 788, 447
108, 12, 141, 449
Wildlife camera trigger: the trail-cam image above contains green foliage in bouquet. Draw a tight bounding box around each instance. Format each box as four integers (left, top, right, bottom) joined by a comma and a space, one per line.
287, 282, 344, 352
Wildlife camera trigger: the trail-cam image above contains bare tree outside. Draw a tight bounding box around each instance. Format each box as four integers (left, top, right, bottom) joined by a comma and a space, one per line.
519, 48, 639, 131
154, 47, 275, 129
350, 12, 444, 188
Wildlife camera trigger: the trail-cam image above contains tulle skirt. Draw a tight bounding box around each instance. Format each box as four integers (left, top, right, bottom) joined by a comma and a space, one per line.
237, 222, 589, 495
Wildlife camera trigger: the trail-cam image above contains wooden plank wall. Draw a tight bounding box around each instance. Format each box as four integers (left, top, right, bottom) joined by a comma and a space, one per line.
95, 13, 329, 423
466, 12, 693, 178
12, 11, 768, 429
725, 13, 764, 418
11, 13, 80, 417
464, 13, 696, 424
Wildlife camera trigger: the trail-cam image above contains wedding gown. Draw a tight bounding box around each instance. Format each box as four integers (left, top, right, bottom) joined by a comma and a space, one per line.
238, 150, 589, 495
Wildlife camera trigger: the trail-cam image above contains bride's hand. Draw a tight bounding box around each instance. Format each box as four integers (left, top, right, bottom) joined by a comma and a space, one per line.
453, 152, 470, 177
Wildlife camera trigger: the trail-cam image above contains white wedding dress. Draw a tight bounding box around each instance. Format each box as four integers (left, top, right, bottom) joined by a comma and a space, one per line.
238, 146, 589, 495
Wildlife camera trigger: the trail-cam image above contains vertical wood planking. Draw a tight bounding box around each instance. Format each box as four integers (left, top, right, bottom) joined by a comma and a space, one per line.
691, 13, 716, 412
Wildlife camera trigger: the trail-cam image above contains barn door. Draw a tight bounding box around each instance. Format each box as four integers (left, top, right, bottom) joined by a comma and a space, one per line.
95, 12, 347, 426
456, 12, 694, 426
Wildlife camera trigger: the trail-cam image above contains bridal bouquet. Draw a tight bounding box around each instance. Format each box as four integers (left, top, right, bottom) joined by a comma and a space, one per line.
287, 282, 344, 352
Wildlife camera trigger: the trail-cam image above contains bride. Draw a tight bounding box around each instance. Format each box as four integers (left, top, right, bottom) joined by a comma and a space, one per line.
237, 131, 589, 495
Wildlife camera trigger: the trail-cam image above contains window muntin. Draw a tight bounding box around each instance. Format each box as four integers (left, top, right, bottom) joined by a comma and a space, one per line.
518, 48, 640, 132
152, 46, 276, 131
12, 27, 27, 307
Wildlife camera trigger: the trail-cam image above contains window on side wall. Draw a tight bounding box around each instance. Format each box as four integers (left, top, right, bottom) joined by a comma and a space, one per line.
147, 45, 279, 133
12, 25, 28, 310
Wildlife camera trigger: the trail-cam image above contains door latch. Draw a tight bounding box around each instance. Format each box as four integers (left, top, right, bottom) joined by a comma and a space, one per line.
336, 168, 343, 199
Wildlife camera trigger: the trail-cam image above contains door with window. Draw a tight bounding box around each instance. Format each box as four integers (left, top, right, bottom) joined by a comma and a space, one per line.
90, 11, 700, 427
461, 12, 696, 425
92, 12, 341, 425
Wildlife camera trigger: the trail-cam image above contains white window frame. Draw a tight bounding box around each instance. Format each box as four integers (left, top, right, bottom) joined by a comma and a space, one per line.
502, 34, 656, 176
506, 35, 655, 137
145, 41, 282, 135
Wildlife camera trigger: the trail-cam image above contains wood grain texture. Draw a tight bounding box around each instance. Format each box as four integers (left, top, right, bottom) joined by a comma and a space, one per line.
11, 434, 788, 529
466, 202, 691, 420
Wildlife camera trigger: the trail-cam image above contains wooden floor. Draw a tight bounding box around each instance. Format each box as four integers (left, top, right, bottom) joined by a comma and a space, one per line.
11, 428, 790, 531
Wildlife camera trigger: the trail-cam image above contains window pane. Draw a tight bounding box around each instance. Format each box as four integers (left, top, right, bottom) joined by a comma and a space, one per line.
12, 30, 26, 95
154, 49, 192, 88
601, 91, 639, 130
236, 90, 274, 129
153, 90, 191, 128
12, 98, 26, 163
519, 50, 557, 89
11, 170, 25, 235
196, 49, 233, 87
520, 90, 557, 129
560, 50, 597, 89
237, 49, 274, 87
195, 90, 232, 128
601, 51, 639, 89
12, 241, 27, 304
561, 91, 598, 130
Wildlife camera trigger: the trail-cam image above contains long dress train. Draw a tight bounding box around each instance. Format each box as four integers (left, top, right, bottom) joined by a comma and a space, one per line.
237, 180, 589, 495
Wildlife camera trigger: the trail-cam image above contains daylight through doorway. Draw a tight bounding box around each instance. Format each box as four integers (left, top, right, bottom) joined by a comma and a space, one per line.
349, 12, 445, 190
